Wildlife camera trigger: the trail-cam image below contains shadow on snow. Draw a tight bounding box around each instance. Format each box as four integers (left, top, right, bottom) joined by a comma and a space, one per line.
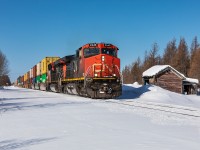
116, 85, 151, 100
0, 85, 153, 112
0, 100, 91, 113
0, 137, 57, 150
0, 87, 36, 93
0, 97, 59, 101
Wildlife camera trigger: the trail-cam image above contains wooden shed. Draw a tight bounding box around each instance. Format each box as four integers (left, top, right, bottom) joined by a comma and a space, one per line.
142, 65, 199, 95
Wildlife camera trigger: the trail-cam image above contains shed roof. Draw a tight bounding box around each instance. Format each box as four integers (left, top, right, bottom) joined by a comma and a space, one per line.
142, 65, 199, 84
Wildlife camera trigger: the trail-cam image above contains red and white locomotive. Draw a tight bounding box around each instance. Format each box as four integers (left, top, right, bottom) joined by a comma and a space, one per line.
47, 43, 122, 98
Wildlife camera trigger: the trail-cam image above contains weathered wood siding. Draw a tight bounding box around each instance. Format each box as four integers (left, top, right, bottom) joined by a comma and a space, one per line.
150, 71, 182, 94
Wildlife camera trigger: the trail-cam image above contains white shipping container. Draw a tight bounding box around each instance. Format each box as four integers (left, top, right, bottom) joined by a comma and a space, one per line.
37, 62, 41, 76
30, 68, 33, 78
29, 69, 32, 78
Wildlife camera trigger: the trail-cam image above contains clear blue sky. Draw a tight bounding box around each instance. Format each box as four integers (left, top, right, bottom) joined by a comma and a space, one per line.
0, 0, 200, 82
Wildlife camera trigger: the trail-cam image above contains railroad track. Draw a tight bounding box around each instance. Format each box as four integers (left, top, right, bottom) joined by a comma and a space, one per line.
105, 100, 200, 118
58, 92, 200, 118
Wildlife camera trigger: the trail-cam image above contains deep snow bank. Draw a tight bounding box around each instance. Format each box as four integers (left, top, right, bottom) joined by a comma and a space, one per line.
119, 84, 200, 108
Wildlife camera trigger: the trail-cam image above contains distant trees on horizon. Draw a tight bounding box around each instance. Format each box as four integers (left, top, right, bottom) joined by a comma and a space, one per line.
0, 50, 10, 86
122, 36, 200, 84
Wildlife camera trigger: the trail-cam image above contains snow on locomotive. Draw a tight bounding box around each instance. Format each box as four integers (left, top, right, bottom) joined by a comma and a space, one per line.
47, 43, 122, 98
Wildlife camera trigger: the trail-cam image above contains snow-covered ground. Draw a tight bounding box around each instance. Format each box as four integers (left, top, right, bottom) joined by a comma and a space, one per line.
0, 85, 200, 150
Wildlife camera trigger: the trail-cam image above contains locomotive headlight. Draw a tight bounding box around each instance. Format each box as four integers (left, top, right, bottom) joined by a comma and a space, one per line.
102, 56, 105, 62
94, 73, 98, 77
113, 74, 116, 77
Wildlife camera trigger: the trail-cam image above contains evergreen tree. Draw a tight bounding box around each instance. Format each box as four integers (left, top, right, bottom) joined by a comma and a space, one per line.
143, 43, 160, 71
122, 65, 132, 84
131, 57, 142, 84
122, 37, 200, 85
189, 48, 200, 81
122, 57, 143, 84
162, 39, 177, 66
142, 50, 149, 72
172, 38, 190, 76
190, 36, 199, 54
189, 36, 199, 77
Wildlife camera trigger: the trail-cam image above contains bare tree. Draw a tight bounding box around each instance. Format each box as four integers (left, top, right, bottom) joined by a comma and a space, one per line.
0, 50, 9, 86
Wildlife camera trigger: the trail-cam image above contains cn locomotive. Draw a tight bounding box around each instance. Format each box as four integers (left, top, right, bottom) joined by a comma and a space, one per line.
16, 43, 122, 99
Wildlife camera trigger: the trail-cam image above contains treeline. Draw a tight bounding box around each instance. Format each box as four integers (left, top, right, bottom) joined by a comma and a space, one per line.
0, 50, 11, 86
122, 36, 200, 84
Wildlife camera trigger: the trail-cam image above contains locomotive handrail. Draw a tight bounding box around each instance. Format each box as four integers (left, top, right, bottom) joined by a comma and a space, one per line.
84, 65, 92, 87
93, 64, 103, 73
115, 65, 123, 84
104, 64, 113, 73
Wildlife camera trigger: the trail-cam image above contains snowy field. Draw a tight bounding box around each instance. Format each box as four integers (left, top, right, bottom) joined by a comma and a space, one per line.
0, 85, 200, 150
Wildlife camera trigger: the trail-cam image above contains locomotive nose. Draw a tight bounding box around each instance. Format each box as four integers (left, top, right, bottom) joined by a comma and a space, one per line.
93, 55, 116, 78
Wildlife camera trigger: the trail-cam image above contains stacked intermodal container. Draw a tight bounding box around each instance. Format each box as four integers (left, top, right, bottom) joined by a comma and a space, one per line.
36, 62, 41, 84
16, 56, 59, 90
30, 68, 33, 86
33, 65, 37, 85
27, 71, 30, 88
24, 72, 27, 88
21, 75, 24, 87
41, 57, 60, 83
40, 57, 60, 90
17, 76, 21, 86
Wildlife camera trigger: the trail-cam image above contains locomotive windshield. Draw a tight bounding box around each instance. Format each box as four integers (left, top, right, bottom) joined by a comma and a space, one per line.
102, 48, 117, 57
84, 48, 100, 57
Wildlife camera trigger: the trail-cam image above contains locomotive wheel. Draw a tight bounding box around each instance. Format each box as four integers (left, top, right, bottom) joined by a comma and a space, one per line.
63, 85, 68, 94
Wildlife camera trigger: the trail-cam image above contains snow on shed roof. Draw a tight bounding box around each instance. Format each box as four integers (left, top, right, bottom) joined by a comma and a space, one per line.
142, 65, 173, 77
142, 65, 199, 84
184, 78, 199, 84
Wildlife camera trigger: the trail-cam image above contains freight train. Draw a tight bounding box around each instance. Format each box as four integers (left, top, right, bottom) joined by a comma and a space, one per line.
16, 43, 122, 98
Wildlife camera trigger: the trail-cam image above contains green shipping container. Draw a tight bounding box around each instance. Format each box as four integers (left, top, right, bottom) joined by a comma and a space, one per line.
41, 73, 47, 83
36, 76, 41, 83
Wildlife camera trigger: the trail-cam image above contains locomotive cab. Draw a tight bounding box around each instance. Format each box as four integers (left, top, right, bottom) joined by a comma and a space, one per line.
81, 43, 120, 78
